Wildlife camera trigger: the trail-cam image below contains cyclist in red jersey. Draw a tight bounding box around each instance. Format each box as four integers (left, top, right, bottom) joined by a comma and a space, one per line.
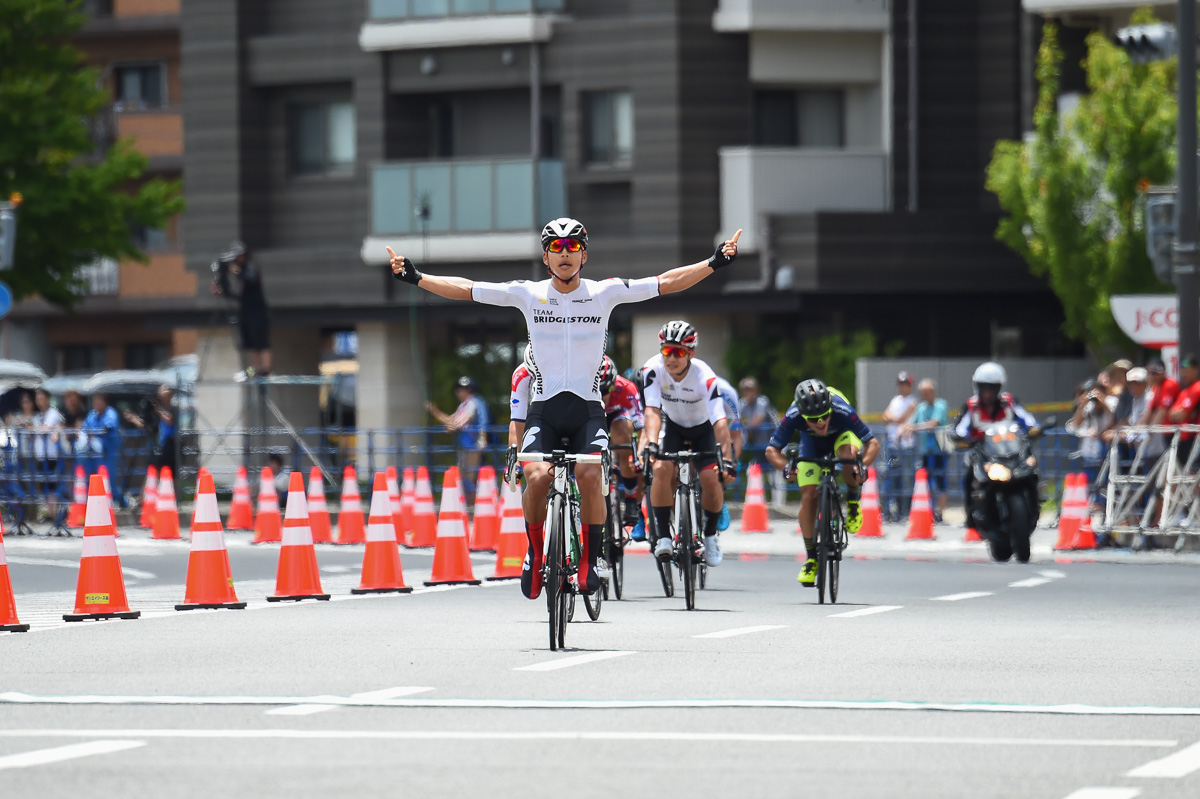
598, 356, 644, 528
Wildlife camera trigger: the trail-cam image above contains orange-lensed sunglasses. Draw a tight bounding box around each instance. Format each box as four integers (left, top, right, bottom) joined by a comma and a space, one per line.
546, 238, 584, 253
661, 346, 691, 359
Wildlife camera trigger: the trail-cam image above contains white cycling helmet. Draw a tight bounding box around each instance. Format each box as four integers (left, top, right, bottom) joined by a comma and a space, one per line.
973, 361, 1007, 394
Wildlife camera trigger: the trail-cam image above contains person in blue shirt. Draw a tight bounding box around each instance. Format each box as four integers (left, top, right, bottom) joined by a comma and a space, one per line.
903, 378, 950, 523
427, 375, 491, 496
83, 392, 125, 509
765, 379, 880, 587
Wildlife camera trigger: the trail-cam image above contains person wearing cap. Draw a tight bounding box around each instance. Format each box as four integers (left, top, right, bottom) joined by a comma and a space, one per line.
212, 240, 272, 380
1167, 355, 1200, 466
1108, 367, 1160, 461
903, 379, 949, 523
880, 371, 918, 522
427, 375, 492, 493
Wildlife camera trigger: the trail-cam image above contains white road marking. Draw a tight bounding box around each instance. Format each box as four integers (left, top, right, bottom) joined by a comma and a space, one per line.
693, 625, 787, 639
931, 591, 993, 601
827, 606, 902, 618
1, 693, 1198, 716
0, 729, 1176, 748
0, 740, 146, 771
515, 651, 636, 671
6, 556, 155, 580
266, 687, 434, 716
1126, 739, 1200, 778
319, 565, 353, 574
1059, 789, 1141, 799
1009, 577, 1053, 588
1040, 569, 1067, 579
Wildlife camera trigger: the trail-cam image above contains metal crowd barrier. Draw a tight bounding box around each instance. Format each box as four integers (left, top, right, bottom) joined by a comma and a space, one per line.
1100, 424, 1200, 549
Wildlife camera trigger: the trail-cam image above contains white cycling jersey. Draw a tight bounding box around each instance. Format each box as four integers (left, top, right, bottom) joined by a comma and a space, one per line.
473, 277, 660, 403
642, 354, 726, 428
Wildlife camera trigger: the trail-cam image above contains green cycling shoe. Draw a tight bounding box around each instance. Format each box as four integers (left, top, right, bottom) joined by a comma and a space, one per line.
846, 499, 863, 534
797, 558, 818, 587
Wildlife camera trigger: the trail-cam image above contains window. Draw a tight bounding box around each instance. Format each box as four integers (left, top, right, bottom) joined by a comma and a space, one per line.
131, 223, 169, 251
59, 345, 106, 374
584, 90, 633, 166
753, 89, 845, 148
290, 102, 356, 175
114, 64, 164, 110
125, 342, 170, 371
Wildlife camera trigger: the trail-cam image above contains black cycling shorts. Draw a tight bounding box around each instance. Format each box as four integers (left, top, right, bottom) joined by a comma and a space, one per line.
522, 393, 609, 455
659, 418, 719, 470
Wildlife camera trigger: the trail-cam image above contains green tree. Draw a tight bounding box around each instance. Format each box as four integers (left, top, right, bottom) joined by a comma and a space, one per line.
0, 0, 183, 308
986, 13, 1175, 353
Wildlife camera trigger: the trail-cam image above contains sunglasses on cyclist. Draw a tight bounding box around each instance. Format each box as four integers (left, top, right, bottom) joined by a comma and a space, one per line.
660, 346, 692, 359
546, 238, 584, 254
802, 410, 833, 423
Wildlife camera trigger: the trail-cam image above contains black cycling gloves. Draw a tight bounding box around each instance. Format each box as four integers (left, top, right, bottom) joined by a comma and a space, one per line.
708, 242, 738, 270
391, 256, 423, 286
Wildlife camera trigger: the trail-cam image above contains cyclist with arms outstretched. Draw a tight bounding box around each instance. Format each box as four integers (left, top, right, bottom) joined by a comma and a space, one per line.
638, 320, 736, 567
765, 380, 880, 587
388, 218, 741, 599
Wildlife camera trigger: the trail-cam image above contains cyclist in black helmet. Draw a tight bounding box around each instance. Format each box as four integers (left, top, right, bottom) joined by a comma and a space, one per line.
387, 220, 742, 602
765, 379, 879, 587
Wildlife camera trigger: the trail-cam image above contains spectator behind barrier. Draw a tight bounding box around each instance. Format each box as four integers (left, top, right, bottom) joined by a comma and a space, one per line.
904, 378, 949, 524
1167, 354, 1200, 468
1065, 378, 1112, 513
83, 392, 125, 509
426, 375, 490, 496
122, 384, 178, 475
33, 388, 66, 521
879, 371, 918, 522
737, 376, 779, 465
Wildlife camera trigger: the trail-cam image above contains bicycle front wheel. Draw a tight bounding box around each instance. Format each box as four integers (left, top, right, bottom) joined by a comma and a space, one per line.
830, 506, 845, 604
681, 497, 696, 611
816, 485, 831, 605
546, 495, 568, 650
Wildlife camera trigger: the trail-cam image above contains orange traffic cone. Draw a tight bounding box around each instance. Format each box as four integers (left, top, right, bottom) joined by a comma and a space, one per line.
1073, 478, 1097, 549
1054, 473, 1082, 550
857, 467, 884, 537
336, 465, 366, 544
228, 466, 255, 530
176, 471, 245, 610
409, 466, 437, 547
98, 464, 118, 532
64, 475, 140, 621
905, 469, 935, 540
152, 466, 181, 540
253, 467, 282, 544
352, 472, 413, 594
740, 463, 771, 533
424, 469, 480, 586
307, 467, 334, 544
267, 471, 330, 602
450, 466, 472, 540
400, 467, 415, 543
471, 466, 500, 551
139, 465, 158, 528
388, 463, 408, 544
67, 465, 87, 528
488, 480, 526, 581
0, 521, 29, 632
965, 527, 983, 542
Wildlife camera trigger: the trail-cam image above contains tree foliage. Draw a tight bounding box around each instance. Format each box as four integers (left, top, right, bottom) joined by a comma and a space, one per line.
986, 13, 1175, 352
0, 0, 184, 308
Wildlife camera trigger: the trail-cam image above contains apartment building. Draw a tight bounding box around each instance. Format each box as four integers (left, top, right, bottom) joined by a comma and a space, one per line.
7, 0, 194, 373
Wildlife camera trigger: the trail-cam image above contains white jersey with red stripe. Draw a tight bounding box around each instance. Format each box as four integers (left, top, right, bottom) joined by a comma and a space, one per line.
510, 364, 534, 423
641, 355, 726, 428
472, 276, 660, 403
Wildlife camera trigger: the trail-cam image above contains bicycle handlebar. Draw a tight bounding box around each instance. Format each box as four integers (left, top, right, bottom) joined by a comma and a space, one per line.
518, 451, 604, 465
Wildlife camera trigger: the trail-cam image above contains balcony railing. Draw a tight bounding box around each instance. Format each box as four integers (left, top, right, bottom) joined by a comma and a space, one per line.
714, 0, 889, 32
75, 258, 120, 297
719, 147, 890, 252
371, 157, 564, 237
369, 0, 563, 21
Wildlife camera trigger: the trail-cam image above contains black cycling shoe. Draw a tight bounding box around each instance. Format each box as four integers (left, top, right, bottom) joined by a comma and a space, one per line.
520, 548, 544, 600
622, 500, 642, 529
577, 561, 601, 595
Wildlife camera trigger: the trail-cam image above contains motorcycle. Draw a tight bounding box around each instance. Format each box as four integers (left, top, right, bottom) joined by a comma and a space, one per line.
959, 419, 1051, 563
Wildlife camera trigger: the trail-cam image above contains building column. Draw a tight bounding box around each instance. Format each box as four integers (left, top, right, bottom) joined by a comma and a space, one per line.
631, 313, 731, 375
356, 321, 426, 475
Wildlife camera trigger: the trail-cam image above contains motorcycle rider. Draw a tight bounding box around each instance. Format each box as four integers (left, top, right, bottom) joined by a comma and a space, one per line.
953, 362, 1039, 525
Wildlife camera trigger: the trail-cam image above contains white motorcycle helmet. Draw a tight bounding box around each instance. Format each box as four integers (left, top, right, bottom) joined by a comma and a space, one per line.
973, 361, 1007, 398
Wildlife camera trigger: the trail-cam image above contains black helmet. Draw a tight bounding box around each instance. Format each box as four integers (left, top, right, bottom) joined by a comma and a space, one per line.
632, 367, 645, 390
658, 320, 698, 350
794, 379, 832, 417
540, 217, 588, 250
456, 375, 477, 391
598, 355, 617, 393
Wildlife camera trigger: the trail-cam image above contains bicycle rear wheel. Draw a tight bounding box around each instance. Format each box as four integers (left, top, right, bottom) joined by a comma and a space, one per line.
583, 579, 602, 620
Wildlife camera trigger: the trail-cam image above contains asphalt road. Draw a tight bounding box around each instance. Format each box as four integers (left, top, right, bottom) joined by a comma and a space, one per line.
1, 524, 1199, 799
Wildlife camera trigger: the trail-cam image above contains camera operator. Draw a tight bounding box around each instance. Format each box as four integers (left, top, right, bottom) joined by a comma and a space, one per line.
1066, 378, 1113, 515
211, 240, 272, 381
123, 385, 178, 475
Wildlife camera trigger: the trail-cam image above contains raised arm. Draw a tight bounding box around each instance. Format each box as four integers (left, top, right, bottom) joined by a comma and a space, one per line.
657, 230, 742, 295
387, 247, 474, 301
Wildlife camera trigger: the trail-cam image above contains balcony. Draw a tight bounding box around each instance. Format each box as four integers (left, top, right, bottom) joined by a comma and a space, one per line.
361, 0, 561, 51
75, 258, 120, 297
714, 0, 890, 33
363, 157, 565, 263
719, 147, 890, 252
